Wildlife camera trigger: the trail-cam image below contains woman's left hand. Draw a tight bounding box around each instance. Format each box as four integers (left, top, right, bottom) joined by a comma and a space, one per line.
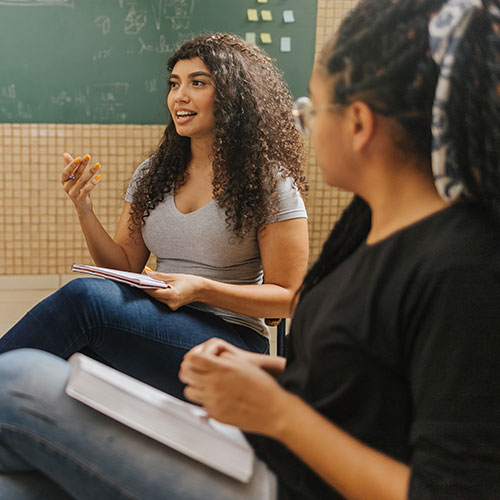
143, 270, 205, 310
179, 345, 290, 436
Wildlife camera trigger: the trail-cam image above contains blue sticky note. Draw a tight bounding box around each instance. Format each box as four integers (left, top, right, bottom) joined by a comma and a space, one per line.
280, 37, 291, 52
283, 10, 295, 23
245, 32, 257, 44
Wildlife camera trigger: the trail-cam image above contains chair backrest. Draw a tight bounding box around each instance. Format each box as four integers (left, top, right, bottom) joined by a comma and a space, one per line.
276, 319, 286, 357
265, 318, 287, 357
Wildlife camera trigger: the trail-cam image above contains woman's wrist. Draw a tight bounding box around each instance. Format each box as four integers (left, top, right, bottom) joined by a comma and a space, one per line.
193, 275, 214, 302
75, 204, 94, 219
265, 388, 302, 441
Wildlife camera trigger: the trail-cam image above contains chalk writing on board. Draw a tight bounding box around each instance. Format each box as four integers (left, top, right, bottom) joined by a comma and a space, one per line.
73, 90, 88, 106
0, 102, 33, 120
136, 35, 176, 55
157, 34, 176, 52
150, 0, 195, 32
0, 0, 74, 6
1, 84, 16, 100
124, 6, 147, 35
90, 83, 129, 122
93, 48, 113, 61
0, 84, 32, 120
145, 79, 158, 93
151, 0, 163, 31
50, 91, 72, 106
138, 37, 154, 54
95, 16, 111, 36
49, 89, 89, 112
46, 84, 129, 122
0, 0, 316, 124
108, 0, 195, 54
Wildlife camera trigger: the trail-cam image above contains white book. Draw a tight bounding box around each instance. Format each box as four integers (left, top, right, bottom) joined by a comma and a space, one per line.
72, 264, 169, 289
65, 353, 255, 482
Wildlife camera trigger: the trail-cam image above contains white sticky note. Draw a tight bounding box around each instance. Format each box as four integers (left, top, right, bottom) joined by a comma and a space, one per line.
257, 0, 268, 3
245, 32, 257, 44
260, 32, 272, 44
261, 10, 272, 21
283, 10, 295, 23
280, 36, 291, 52
247, 9, 259, 22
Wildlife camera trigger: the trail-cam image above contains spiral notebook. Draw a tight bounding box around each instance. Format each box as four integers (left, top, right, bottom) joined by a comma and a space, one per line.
65, 353, 255, 482
72, 264, 169, 289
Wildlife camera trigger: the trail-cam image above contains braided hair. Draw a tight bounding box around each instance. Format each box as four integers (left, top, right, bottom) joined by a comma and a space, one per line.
130, 33, 307, 239
300, 0, 500, 297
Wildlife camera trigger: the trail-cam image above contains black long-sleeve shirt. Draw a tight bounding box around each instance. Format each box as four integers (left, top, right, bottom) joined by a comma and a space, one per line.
247, 202, 500, 499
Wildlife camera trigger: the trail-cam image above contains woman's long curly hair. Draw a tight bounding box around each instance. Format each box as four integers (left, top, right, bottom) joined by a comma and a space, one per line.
129, 33, 307, 238
300, 0, 500, 297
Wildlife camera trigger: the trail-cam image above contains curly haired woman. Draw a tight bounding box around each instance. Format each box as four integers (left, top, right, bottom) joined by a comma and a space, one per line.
0, 34, 309, 399
0, 0, 500, 498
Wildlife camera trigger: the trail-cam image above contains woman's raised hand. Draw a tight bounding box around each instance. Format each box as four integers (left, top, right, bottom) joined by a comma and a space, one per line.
61, 152, 102, 215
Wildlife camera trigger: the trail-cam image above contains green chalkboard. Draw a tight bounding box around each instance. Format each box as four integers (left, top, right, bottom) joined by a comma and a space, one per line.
0, 0, 317, 124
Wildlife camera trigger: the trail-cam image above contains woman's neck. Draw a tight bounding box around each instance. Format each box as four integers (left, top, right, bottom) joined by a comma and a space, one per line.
363, 159, 449, 245
189, 136, 214, 172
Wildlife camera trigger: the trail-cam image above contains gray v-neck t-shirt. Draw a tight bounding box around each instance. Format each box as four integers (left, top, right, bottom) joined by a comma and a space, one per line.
125, 160, 307, 337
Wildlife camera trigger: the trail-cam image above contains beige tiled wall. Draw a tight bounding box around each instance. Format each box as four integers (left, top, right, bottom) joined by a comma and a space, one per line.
0, 0, 358, 275
0, 124, 163, 274
303, 0, 358, 263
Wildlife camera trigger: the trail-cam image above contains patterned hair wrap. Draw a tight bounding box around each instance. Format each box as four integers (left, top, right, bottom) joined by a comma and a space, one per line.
429, 0, 483, 201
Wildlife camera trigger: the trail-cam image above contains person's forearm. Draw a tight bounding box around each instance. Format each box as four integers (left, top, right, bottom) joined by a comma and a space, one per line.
196, 278, 296, 318
269, 392, 410, 500
77, 211, 132, 270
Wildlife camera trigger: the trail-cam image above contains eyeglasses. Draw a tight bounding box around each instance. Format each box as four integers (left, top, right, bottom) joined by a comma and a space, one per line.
292, 96, 343, 135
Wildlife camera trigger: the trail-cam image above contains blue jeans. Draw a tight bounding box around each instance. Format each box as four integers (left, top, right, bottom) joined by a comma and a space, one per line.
0, 349, 278, 500
0, 279, 268, 400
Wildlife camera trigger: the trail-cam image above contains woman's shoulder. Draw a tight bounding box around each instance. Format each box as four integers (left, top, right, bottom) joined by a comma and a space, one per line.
131, 156, 153, 178
402, 201, 500, 271
364, 202, 500, 281
263, 172, 307, 223
426, 202, 499, 248
124, 157, 154, 202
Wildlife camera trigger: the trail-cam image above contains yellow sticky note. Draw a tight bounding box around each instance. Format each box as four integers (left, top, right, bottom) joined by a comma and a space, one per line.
247, 9, 258, 21
257, 0, 268, 3
261, 10, 273, 21
260, 32, 272, 44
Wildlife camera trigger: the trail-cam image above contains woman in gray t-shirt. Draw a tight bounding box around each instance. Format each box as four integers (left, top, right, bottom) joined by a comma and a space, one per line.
0, 34, 308, 400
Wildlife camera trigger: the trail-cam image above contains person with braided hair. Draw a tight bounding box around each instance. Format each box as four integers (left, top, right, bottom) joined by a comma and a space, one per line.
0, 0, 499, 498
0, 34, 308, 400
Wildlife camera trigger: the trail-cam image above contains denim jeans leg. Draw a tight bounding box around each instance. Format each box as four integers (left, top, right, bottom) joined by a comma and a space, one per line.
0, 472, 73, 500
0, 349, 277, 500
0, 278, 269, 399
0, 440, 72, 500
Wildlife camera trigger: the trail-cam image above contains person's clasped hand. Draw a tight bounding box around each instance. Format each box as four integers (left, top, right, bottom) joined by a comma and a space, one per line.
179, 338, 290, 437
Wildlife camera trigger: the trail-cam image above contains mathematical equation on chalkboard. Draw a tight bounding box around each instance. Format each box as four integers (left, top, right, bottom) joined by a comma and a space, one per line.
0, 0, 316, 124
0, 0, 198, 122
